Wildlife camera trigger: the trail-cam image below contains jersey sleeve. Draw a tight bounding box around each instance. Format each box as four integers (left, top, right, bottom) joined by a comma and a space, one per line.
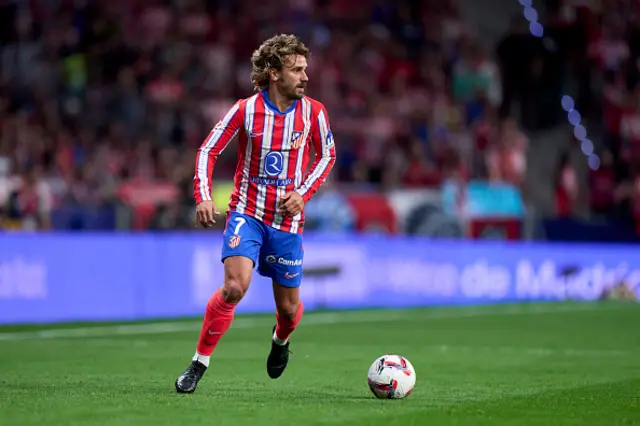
295, 104, 337, 203
193, 101, 244, 204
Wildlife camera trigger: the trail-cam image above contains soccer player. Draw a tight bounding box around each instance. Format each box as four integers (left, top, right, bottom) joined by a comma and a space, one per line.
175, 34, 336, 394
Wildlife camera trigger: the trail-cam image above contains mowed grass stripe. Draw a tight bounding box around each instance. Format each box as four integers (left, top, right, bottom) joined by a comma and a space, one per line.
0, 301, 629, 341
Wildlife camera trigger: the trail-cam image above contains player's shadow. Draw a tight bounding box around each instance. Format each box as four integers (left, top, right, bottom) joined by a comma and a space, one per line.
169, 386, 377, 403
3, 381, 379, 403
283, 392, 375, 402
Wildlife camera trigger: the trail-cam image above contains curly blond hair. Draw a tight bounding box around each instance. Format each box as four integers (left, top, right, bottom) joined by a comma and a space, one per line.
250, 34, 310, 91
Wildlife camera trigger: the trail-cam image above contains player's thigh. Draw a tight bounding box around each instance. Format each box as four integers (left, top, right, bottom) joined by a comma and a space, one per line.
221, 212, 262, 290
222, 256, 254, 300
257, 229, 304, 289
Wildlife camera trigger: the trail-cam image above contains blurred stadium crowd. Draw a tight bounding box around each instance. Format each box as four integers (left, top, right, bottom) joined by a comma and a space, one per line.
0, 0, 638, 240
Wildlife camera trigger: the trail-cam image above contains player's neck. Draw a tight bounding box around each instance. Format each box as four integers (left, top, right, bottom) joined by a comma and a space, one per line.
266, 86, 294, 113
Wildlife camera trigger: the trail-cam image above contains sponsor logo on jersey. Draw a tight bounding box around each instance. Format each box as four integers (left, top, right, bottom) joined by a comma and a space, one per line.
250, 177, 292, 186
277, 257, 302, 266
264, 151, 284, 176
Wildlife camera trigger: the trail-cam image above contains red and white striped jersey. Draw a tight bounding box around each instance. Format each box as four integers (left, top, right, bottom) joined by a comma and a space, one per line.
194, 90, 337, 234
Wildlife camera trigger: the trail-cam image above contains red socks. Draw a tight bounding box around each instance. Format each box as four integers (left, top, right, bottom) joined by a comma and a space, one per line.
194, 291, 302, 365
196, 289, 237, 356
275, 300, 304, 343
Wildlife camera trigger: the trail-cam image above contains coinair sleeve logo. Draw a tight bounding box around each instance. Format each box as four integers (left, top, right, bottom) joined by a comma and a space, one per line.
326, 131, 335, 148
264, 151, 284, 176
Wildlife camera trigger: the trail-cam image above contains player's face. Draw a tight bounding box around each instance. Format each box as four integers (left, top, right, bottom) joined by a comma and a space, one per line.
278, 54, 308, 100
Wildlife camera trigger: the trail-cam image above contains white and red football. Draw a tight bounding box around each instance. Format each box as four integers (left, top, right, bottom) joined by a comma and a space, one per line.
367, 354, 416, 399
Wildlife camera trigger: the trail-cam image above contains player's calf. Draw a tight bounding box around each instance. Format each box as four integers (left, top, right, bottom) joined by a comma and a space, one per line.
175, 257, 253, 394
274, 300, 304, 344
175, 288, 237, 394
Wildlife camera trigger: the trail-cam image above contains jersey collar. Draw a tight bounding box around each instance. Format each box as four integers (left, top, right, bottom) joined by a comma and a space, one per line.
261, 89, 298, 115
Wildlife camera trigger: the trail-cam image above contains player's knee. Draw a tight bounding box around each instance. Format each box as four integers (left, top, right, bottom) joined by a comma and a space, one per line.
276, 300, 300, 321
221, 278, 248, 303
222, 256, 252, 303
221, 273, 250, 303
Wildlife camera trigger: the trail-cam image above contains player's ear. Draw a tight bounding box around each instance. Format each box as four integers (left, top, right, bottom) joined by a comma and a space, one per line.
269, 68, 279, 83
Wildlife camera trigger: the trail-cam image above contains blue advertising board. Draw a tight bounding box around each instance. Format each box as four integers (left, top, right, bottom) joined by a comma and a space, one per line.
1, 233, 638, 324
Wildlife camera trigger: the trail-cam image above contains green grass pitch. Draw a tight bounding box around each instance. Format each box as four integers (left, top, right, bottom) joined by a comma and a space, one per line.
0, 302, 638, 426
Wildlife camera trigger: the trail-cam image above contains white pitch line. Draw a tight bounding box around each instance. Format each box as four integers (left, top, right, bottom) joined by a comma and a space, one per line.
0, 302, 623, 342
71, 340, 630, 358
433, 344, 630, 357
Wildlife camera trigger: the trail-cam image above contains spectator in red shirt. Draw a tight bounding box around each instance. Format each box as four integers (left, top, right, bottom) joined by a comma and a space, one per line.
554, 152, 579, 218
589, 150, 617, 218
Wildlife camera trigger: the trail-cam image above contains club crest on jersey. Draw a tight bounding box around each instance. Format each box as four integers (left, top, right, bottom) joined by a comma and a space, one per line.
291, 131, 304, 149
229, 235, 241, 248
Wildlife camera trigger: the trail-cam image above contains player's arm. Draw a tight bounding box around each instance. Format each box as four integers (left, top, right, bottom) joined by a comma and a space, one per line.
295, 105, 337, 203
279, 104, 336, 217
280, 105, 336, 216
193, 101, 243, 226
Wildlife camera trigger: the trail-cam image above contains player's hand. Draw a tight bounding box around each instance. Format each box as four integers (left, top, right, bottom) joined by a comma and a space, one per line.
279, 191, 304, 216
195, 200, 220, 228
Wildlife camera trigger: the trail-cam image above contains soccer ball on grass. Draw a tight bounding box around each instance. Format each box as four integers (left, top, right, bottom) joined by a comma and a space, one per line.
367, 354, 416, 399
